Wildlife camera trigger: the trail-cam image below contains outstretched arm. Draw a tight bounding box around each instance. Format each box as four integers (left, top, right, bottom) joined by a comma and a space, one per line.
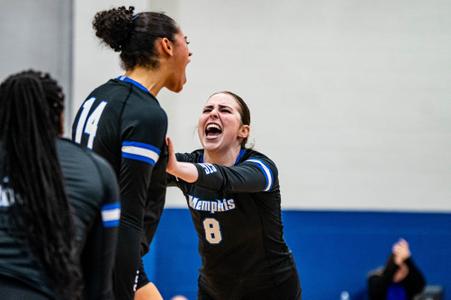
166, 137, 198, 183
166, 137, 277, 193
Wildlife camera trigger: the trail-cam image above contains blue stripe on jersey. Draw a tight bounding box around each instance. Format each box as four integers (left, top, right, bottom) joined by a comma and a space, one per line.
122, 153, 156, 166
121, 141, 160, 166
122, 141, 161, 154
101, 202, 121, 228
102, 203, 120, 210
103, 220, 120, 228
246, 159, 274, 191
117, 75, 149, 94
234, 149, 246, 165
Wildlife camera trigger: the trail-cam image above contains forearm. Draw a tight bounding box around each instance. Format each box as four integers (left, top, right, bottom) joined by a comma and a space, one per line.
167, 161, 198, 183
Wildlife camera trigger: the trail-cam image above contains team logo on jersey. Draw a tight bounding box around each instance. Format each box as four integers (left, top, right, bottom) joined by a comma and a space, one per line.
188, 195, 235, 214
198, 163, 217, 175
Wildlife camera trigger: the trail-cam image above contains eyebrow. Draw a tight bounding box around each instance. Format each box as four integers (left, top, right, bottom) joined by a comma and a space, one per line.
203, 104, 233, 110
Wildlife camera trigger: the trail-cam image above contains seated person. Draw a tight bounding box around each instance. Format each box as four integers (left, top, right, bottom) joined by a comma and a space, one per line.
368, 239, 426, 300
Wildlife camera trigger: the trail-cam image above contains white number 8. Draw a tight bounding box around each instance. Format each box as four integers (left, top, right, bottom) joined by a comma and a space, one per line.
203, 218, 222, 244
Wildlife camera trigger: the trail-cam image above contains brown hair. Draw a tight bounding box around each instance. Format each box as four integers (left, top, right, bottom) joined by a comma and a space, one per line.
210, 91, 251, 148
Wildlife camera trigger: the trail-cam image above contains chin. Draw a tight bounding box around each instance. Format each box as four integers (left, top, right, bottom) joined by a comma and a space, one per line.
169, 76, 187, 93
168, 85, 183, 93
202, 140, 221, 152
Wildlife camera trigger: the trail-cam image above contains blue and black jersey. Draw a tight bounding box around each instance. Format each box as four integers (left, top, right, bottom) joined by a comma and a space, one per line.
0, 139, 120, 300
169, 149, 300, 299
72, 76, 168, 300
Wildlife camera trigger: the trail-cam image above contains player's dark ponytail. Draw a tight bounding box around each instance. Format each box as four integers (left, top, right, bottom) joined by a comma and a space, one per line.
0, 71, 81, 299
93, 6, 179, 70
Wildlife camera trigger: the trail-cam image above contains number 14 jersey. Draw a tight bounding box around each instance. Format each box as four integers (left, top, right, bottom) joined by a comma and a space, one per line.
71, 77, 168, 300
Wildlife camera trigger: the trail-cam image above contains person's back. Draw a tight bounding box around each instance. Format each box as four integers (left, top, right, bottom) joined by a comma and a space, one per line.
71, 6, 191, 299
72, 66, 169, 300
0, 71, 81, 299
0, 70, 120, 300
0, 144, 56, 299
57, 138, 119, 299
0, 140, 120, 300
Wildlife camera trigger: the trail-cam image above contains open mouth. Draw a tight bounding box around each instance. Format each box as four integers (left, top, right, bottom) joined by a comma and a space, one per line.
205, 123, 223, 139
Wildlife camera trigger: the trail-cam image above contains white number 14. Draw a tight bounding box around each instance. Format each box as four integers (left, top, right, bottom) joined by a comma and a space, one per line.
74, 97, 107, 149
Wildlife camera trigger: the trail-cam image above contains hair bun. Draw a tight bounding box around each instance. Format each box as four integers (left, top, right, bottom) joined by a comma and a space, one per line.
92, 6, 135, 52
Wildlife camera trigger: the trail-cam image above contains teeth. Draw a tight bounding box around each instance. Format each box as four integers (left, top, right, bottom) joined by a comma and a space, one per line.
205, 123, 222, 137
207, 123, 221, 130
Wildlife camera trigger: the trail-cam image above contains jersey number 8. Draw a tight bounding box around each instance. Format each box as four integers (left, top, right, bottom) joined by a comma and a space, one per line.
203, 218, 222, 244
74, 97, 107, 149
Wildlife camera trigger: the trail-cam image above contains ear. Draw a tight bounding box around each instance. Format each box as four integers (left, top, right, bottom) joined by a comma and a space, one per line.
238, 124, 250, 139
157, 37, 174, 57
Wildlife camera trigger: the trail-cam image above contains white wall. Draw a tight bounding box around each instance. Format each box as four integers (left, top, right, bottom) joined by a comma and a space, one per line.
72, 0, 451, 211
0, 0, 72, 129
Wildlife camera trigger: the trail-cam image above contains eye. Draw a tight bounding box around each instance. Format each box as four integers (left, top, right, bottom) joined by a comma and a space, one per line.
202, 107, 212, 113
220, 108, 232, 113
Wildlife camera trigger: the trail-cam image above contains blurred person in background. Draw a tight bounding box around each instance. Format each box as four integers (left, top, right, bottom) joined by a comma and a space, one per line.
368, 239, 426, 300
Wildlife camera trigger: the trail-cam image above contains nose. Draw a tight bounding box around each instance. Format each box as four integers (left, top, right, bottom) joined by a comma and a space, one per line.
208, 108, 219, 119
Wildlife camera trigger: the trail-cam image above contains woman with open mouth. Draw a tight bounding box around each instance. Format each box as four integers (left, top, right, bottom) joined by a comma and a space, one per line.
166, 91, 302, 300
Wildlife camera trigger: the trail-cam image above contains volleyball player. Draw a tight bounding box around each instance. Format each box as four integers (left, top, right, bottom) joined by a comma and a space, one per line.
166, 91, 302, 300
71, 6, 191, 299
0, 70, 120, 299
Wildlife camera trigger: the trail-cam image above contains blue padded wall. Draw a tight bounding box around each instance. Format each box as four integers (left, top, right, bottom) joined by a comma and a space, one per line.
143, 209, 451, 300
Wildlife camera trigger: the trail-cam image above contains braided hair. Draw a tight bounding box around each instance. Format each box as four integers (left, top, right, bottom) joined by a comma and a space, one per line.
0, 70, 81, 299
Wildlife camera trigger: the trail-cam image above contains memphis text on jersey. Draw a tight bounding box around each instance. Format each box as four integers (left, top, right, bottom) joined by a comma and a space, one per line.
188, 194, 235, 214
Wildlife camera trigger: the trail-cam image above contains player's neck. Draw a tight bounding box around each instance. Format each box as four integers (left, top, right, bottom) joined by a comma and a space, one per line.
204, 146, 241, 166
125, 67, 165, 97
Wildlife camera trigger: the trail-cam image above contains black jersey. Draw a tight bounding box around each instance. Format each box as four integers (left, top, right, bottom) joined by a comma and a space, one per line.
0, 139, 120, 299
72, 76, 168, 299
170, 149, 298, 299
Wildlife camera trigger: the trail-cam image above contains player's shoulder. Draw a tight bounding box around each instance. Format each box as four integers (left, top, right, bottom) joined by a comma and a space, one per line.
243, 149, 276, 165
129, 96, 165, 114
57, 138, 114, 175
57, 138, 87, 158
122, 96, 167, 129
88, 79, 127, 99
87, 79, 153, 109
81, 146, 116, 183
242, 149, 279, 175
